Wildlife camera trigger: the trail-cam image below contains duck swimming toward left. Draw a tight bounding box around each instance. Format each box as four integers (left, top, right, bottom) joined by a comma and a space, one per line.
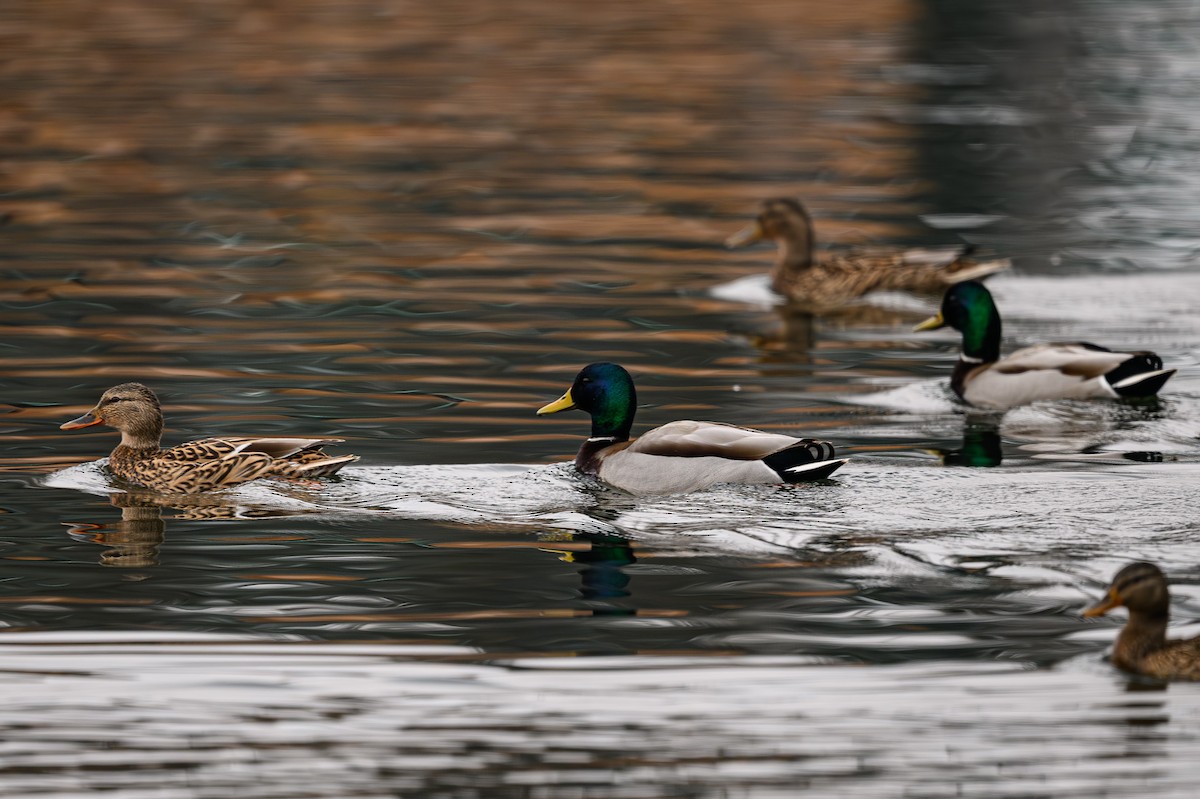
60, 383, 358, 493
537, 363, 846, 495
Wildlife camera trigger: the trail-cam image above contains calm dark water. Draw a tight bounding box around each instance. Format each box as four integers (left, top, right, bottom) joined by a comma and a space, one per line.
3, 0, 1200, 796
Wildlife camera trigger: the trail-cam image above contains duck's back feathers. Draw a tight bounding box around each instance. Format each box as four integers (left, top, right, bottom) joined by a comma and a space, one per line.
158, 436, 346, 461
626, 420, 812, 460
781, 247, 1009, 308
961, 343, 1176, 409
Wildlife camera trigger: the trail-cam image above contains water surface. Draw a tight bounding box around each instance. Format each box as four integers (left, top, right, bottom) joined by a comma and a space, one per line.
2, 0, 1200, 796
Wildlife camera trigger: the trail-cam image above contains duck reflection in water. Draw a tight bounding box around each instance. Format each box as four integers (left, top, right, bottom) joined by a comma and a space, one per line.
745, 302, 954, 364
542, 531, 637, 617
65, 495, 166, 569
927, 418, 1004, 468
64, 492, 313, 568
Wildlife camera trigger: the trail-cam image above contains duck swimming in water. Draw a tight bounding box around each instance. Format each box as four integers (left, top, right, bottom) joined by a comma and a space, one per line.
536, 362, 845, 495
60, 382, 358, 493
914, 281, 1174, 410
725, 198, 1009, 308
1084, 562, 1200, 681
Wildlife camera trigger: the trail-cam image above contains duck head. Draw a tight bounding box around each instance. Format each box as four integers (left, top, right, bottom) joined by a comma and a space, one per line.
60, 382, 165, 449
914, 280, 1002, 362
537, 362, 637, 441
726, 199, 815, 286
1084, 561, 1170, 619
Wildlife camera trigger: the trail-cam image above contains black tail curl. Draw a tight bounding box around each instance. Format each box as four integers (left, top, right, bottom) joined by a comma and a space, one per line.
1104, 352, 1174, 398
763, 439, 843, 483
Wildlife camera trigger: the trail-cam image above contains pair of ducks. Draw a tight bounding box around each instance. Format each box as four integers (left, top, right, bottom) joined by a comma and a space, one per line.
730, 198, 1175, 409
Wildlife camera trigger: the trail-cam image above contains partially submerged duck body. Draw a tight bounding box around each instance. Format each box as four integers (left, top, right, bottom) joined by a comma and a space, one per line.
915, 281, 1175, 410
536, 362, 845, 495
726, 198, 1009, 308
1085, 562, 1200, 681
60, 383, 358, 493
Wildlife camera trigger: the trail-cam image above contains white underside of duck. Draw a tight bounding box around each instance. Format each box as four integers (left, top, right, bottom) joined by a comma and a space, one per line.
596, 452, 786, 495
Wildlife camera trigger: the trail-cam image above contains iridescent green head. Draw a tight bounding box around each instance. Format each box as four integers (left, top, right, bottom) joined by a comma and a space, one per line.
914, 281, 1002, 362
537, 362, 637, 440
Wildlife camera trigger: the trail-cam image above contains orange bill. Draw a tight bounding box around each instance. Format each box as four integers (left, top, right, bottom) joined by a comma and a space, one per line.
725, 221, 763, 249
60, 411, 103, 430
1082, 587, 1122, 618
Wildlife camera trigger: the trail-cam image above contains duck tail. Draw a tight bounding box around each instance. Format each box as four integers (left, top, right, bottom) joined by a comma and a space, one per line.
762, 440, 847, 482
1104, 352, 1176, 397
943, 256, 1011, 284
293, 454, 360, 477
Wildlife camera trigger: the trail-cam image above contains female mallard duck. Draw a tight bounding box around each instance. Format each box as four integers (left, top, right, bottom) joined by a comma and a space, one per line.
725, 198, 1009, 307
536, 362, 846, 494
914, 281, 1175, 409
60, 383, 358, 493
1084, 562, 1200, 681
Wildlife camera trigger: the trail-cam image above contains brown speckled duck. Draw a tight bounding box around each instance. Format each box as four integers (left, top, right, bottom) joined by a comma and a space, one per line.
1084, 562, 1200, 681
726, 198, 1010, 308
60, 383, 358, 494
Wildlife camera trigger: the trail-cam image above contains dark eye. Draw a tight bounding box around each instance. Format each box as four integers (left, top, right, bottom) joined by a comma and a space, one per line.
103, 397, 125, 405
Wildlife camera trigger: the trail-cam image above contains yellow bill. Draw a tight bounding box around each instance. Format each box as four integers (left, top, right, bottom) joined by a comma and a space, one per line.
537, 389, 576, 416
913, 312, 946, 332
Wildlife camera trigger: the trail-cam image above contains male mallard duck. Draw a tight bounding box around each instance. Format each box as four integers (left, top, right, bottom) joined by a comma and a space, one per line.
914, 281, 1175, 409
536, 362, 846, 494
725, 198, 1009, 307
1084, 562, 1200, 681
60, 382, 358, 493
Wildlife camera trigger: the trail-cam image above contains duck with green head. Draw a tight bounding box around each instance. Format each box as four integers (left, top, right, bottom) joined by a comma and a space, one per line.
914, 281, 1175, 410
536, 362, 846, 495
1084, 562, 1200, 681
725, 198, 1010, 308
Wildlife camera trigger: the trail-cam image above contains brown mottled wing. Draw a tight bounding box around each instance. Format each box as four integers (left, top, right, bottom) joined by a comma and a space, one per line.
159, 437, 346, 461
782, 259, 889, 306
793, 247, 1008, 299
265, 453, 359, 478
128, 452, 278, 494
626, 420, 806, 460
1141, 639, 1200, 681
